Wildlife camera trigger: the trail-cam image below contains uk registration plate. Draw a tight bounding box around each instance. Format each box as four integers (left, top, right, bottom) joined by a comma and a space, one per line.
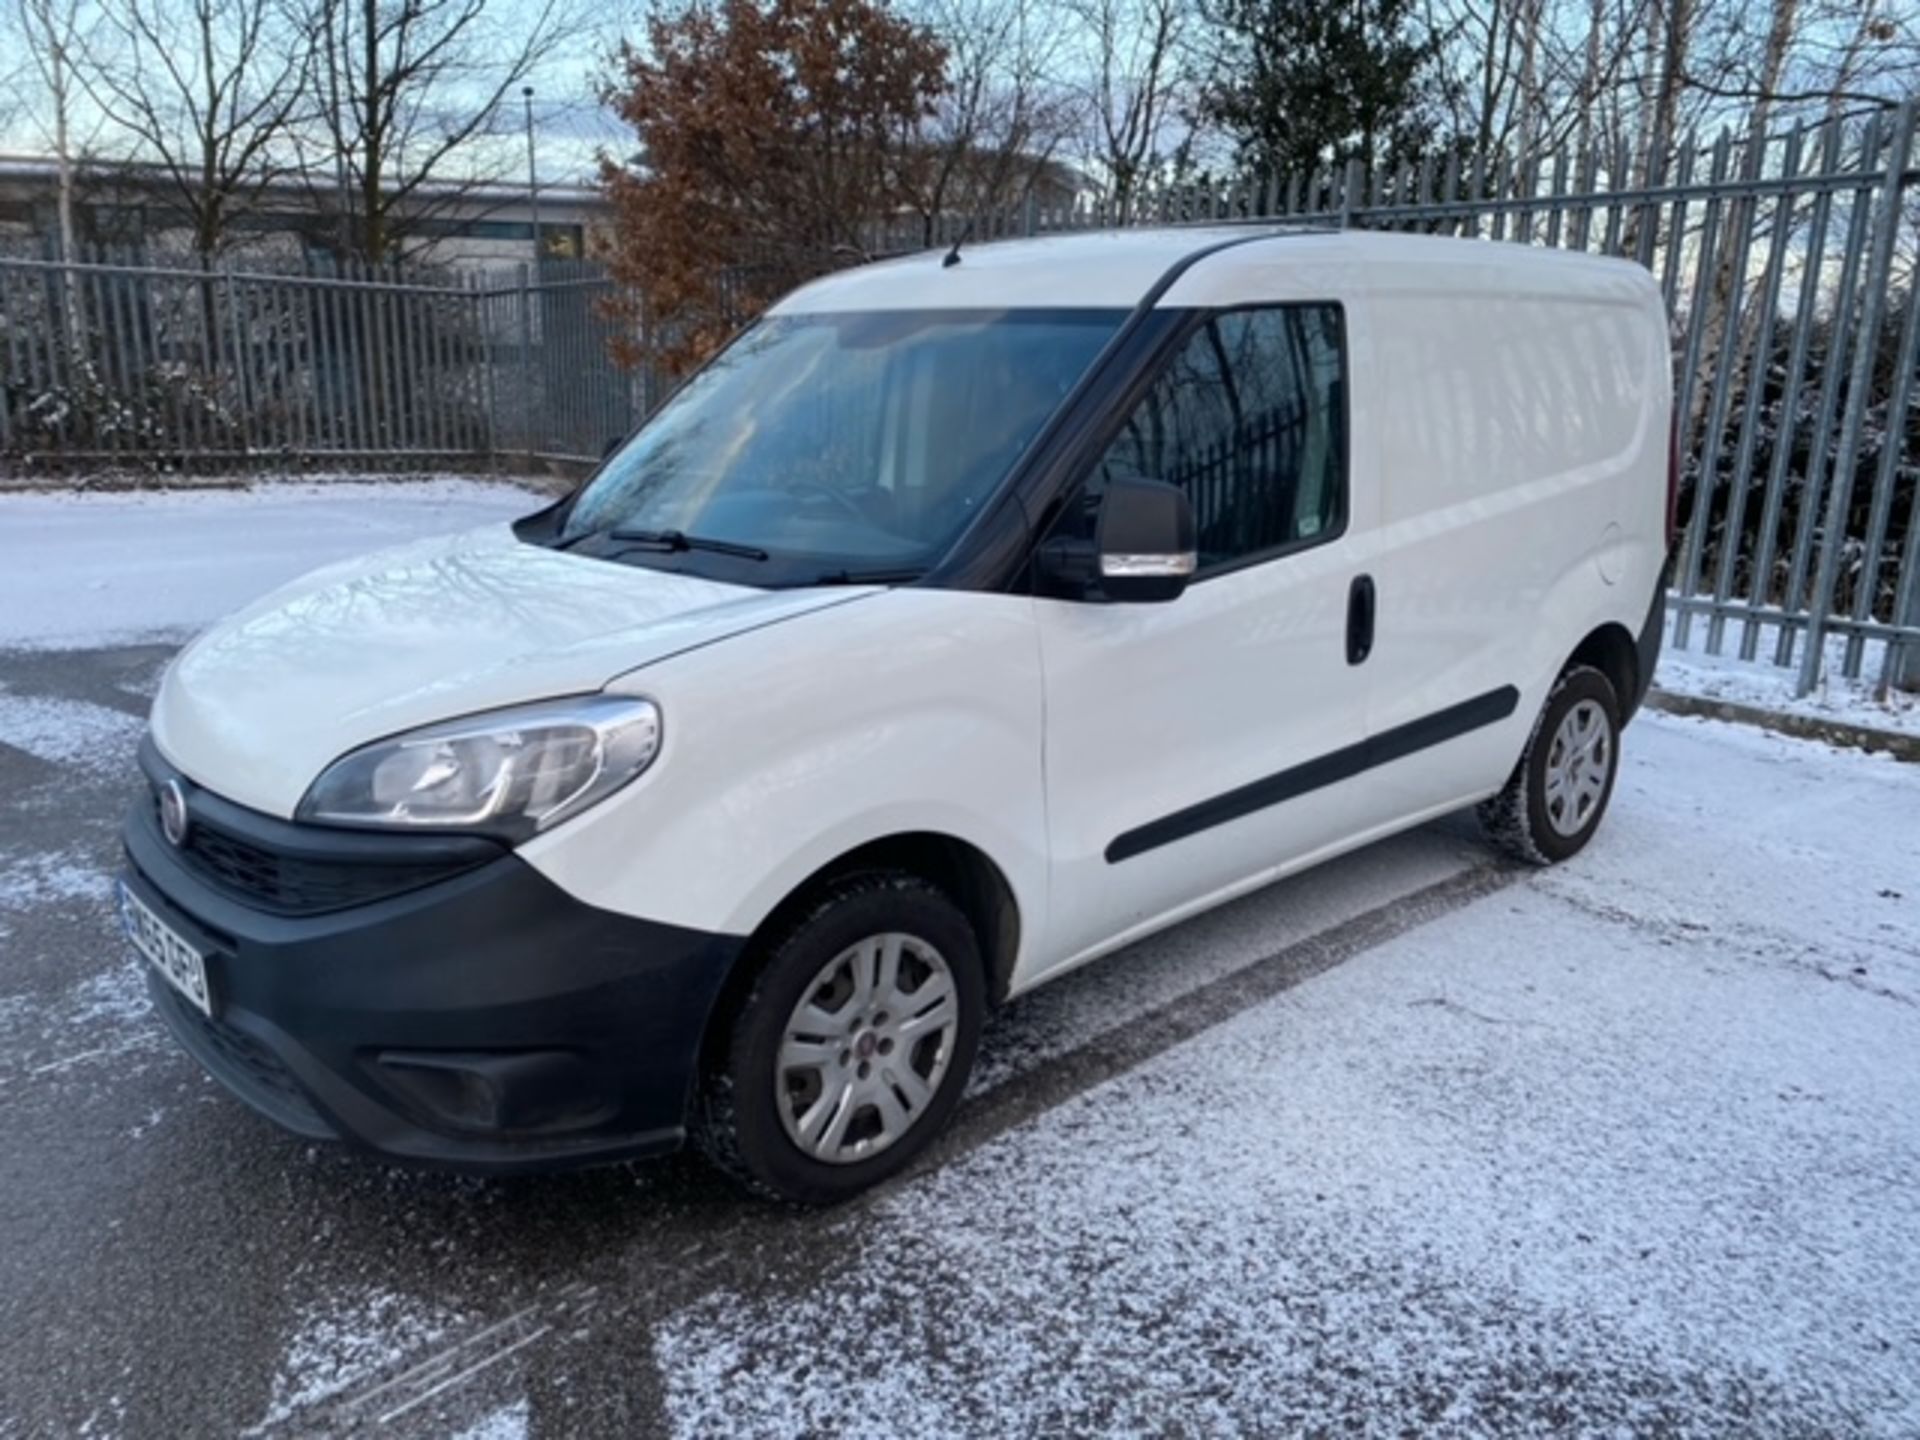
119, 881, 213, 1017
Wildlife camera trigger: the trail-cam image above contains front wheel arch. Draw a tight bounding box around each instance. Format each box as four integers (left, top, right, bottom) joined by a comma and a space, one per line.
702, 832, 1018, 1072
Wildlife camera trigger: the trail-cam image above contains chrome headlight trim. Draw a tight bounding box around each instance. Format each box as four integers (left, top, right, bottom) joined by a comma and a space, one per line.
296, 695, 661, 842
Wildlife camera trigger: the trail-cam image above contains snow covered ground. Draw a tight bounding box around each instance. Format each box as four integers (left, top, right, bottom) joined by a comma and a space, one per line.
650, 716, 1920, 1436
0, 479, 547, 650
1661, 620, 1920, 736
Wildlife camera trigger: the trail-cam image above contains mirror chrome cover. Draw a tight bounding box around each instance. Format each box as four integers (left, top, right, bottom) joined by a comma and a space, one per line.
1095, 477, 1197, 602
1099, 550, 1198, 579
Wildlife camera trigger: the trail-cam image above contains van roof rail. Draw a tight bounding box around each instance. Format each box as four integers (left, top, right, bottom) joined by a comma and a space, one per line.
1152, 215, 1346, 232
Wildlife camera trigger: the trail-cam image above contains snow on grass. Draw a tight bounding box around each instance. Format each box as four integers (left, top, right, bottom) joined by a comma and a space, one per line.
654, 711, 1920, 1437
0, 477, 545, 650
248, 1288, 463, 1434
1659, 614, 1920, 736
0, 689, 145, 773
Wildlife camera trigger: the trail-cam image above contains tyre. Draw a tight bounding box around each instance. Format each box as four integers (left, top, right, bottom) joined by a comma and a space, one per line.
692, 873, 984, 1205
1478, 663, 1621, 865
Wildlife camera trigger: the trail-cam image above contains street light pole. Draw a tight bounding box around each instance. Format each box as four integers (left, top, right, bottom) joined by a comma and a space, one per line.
522, 85, 541, 269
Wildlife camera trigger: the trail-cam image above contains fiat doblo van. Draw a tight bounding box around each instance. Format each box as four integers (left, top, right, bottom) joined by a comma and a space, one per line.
121, 228, 1672, 1203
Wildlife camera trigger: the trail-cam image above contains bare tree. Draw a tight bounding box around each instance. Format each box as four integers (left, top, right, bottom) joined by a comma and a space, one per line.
16, 0, 104, 263
1070, 0, 1188, 220
1574, 0, 1605, 157
906, 0, 1078, 242
0, 14, 29, 141
1544, 0, 1655, 157
76, 0, 312, 261
1674, 0, 1916, 121
1419, 0, 1637, 164
1638, 0, 1705, 183
300, 0, 583, 261
1276, 0, 1918, 199
1494, 0, 1547, 161
1437, 0, 1524, 156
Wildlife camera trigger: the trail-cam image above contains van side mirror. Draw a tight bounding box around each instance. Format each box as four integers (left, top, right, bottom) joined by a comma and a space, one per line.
1038, 478, 1196, 603
1088, 477, 1196, 603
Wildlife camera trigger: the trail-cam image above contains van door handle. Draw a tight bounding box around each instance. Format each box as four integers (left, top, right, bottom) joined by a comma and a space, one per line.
1346, 575, 1375, 666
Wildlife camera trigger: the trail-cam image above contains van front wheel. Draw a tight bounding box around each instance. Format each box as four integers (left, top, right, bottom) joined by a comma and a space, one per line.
693, 874, 984, 1205
1479, 664, 1621, 865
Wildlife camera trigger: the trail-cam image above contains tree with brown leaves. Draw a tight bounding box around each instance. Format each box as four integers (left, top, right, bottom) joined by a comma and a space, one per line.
598, 0, 948, 377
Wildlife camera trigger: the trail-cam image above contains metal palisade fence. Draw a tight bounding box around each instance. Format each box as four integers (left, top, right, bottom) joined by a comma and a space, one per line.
0, 99, 1916, 691
0, 253, 645, 472
1178, 99, 1919, 696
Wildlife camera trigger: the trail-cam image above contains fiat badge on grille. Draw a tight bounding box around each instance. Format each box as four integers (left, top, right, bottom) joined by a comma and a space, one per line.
159, 779, 190, 848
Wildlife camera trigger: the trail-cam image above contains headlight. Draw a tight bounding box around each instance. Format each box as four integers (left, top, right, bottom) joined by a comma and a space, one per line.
297, 695, 661, 841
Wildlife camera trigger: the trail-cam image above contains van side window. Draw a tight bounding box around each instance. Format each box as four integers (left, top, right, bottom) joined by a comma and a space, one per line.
1089, 304, 1347, 571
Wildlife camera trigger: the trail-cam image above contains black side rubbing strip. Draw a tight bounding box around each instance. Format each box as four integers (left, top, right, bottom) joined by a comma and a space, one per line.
1105, 686, 1521, 864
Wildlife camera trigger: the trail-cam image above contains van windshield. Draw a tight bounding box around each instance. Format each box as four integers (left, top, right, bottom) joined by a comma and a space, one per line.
560, 308, 1124, 578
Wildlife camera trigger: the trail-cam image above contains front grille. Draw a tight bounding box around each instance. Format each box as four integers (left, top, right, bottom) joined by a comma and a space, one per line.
151, 980, 334, 1139
154, 792, 482, 915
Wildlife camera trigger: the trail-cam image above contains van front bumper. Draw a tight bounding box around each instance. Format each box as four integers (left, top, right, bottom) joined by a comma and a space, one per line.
120, 760, 742, 1173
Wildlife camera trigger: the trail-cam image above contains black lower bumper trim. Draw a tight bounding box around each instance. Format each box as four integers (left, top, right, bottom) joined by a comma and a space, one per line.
148, 971, 334, 1138
123, 794, 744, 1173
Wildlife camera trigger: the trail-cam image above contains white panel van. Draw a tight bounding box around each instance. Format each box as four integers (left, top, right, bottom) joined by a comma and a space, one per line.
121, 228, 1673, 1203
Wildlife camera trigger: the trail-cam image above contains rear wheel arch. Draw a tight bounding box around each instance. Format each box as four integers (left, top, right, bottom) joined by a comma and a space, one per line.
1567, 622, 1640, 721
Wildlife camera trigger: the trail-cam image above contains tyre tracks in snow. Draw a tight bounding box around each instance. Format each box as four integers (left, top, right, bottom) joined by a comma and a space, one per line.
283, 861, 1524, 1436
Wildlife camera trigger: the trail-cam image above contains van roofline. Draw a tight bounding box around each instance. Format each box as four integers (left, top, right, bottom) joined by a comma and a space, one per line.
770, 225, 1653, 316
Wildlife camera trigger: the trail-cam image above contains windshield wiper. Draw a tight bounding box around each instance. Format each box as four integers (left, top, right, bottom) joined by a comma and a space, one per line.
808, 567, 923, 586
606, 527, 770, 561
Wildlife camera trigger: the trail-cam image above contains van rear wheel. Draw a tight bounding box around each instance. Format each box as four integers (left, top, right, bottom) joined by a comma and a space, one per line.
1479, 664, 1621, 865
692, 874, 983, 1205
